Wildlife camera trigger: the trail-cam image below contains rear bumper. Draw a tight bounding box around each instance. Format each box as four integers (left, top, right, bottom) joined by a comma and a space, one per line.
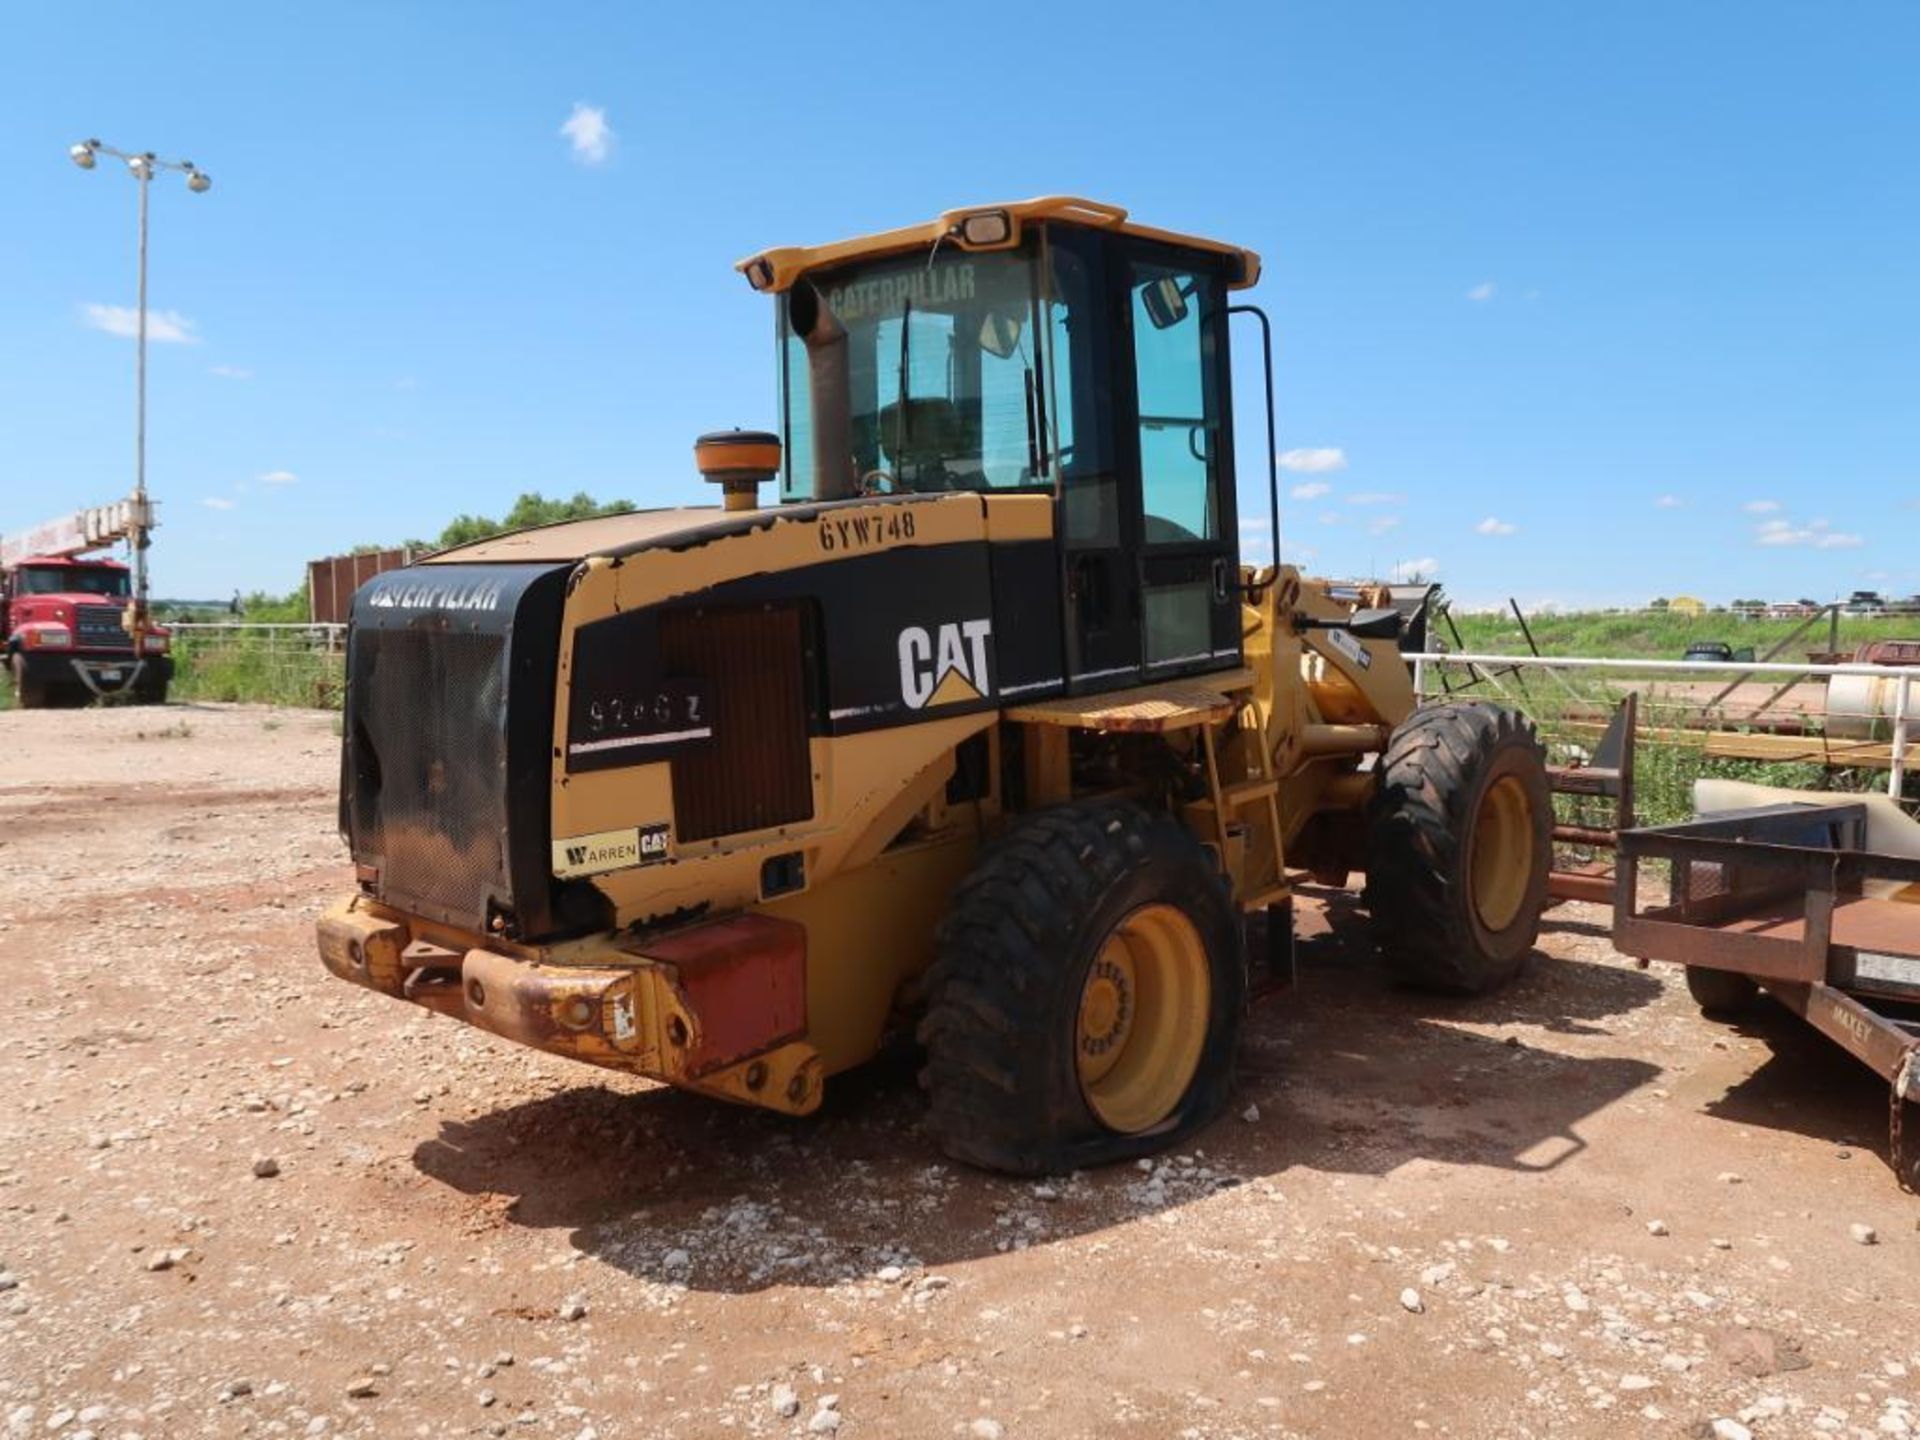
316, 899, 821, 1113
13, 650, 170, 693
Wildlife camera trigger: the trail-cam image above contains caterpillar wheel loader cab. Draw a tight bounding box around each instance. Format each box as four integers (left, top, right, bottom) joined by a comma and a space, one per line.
318, 196, 1552, 1175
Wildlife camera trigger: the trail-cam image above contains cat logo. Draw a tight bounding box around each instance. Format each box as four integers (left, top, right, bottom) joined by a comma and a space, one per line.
898, 618, 993, 710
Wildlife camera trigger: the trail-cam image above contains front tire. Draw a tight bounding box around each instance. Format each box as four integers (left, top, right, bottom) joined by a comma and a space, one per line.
8, 654, 50, 710
1364, 701, 1552, 994
918, 802, 1246, 1176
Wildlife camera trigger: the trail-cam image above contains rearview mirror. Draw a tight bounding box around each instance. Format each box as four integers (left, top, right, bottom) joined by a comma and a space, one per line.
1346, 607, 1404, 641
1141, 276, 1190, 330
979, 309, 1023, 359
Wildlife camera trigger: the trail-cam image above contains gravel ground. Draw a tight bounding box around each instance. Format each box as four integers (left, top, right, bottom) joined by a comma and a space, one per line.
1, 703, 1915, 1440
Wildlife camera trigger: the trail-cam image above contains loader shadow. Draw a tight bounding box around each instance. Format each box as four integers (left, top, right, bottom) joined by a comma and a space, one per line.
412, 897, 1661, 1295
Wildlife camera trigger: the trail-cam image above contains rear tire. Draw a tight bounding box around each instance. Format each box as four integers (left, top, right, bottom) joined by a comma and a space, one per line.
1364, 701, 1552, 994
918, 802, 1246, 1176
1684, 965, 1759, 1017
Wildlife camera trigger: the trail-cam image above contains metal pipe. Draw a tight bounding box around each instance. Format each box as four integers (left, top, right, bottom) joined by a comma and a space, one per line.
1892, 674, 1911, 800
128, 161, 153, 650
788, 281, 854, 502
1297, 723, 1390, 757
1552, 823, 1618, 848
1547, 872, 1615, 904
1407, 651, 1915, 680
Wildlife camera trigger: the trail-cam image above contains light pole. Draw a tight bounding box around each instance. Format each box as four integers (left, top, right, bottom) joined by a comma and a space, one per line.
69, 138, 212, 647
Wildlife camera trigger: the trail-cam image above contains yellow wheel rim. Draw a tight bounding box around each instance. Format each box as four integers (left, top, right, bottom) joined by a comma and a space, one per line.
1075, 903, 1211, 1134
1470, 774, 1534, 933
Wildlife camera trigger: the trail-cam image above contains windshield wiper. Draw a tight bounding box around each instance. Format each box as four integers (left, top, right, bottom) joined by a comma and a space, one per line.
894, 298, 912, 486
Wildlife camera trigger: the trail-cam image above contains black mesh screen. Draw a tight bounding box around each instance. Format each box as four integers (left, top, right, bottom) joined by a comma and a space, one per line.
351, 627, 510, 927
341, 561, 569, 937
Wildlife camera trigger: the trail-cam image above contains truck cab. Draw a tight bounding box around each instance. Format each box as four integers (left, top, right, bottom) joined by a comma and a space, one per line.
2, 555, 171, 707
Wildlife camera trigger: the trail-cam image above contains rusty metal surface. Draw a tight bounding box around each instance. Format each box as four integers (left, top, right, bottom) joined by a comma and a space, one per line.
1005, 669, 1254, 733
1615, 800, 1920, 1188
459, 946, 644, 1068
1546, 871, 1613, 904
1708, 895, 1920, 957
660, 603, 814, 841
1547, 693, 1636, 908
634, 913, 807, 1077
306, 548, 412, 626
1769, 981, 1920, 1088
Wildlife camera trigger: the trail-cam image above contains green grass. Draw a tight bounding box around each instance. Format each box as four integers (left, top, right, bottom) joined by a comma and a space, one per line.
1446, 608, 1913, 661
169, 633, 345, 709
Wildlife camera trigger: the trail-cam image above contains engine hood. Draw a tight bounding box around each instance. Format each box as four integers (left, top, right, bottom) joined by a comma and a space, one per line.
420, 498, 938, 568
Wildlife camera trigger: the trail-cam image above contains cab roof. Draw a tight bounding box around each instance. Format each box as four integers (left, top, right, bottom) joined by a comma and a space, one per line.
736, 196, 1262, 296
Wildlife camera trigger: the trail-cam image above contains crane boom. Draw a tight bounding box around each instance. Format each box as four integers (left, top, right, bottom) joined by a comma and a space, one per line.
0, 496, 154, 569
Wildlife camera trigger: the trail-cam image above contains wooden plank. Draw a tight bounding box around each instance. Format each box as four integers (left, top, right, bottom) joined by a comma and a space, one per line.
1558, 719, 1897, 770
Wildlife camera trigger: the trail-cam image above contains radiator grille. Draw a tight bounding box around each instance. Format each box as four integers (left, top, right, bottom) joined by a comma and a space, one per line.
75, 605, 129, 648
660, 603, 814, 842
349, 626, 510, 927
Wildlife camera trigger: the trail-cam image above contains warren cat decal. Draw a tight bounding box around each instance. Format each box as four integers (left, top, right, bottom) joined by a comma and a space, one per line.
899, 619, 993, 710
552, 823, 671, 879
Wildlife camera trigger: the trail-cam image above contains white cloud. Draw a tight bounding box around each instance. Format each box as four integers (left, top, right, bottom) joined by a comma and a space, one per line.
560, 103, 614, 165
1467, 281, 1496, 302
200, 496, 235, 511
1742, 499, 1781, 514
1278, 447, 1348, 474
1289, 481, 1331, 500
258, 469, 298, 487
1390, 557, 1441, 583
83, 303, 199, 344
1367, 514, 1402, 536
1475, 516, 1518, 536
1346, 491, 1403, 506
209, 364, 252, 380
1239, 514, 1274, 563
1755, 517, 1864, 549
1318, 512, 1341, 526
1653, 494, 1683, 509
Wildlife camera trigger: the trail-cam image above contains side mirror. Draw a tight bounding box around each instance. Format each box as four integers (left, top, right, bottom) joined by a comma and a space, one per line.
1141, 275, 1190, 330
979, 309, 1023, 359
1346, 607, 1404, 641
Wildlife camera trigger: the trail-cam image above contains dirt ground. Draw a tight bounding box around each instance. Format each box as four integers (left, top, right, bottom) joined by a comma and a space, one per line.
2, 703, 1915, 1440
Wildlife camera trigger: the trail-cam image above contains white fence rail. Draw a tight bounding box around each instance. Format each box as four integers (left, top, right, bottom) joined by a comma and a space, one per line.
1408, 650, 1913, 799
167, 622, 347, 706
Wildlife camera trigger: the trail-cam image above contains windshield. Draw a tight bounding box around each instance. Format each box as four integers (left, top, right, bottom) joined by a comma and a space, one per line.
14, 565, 130, 597
781, 248, 1052, 501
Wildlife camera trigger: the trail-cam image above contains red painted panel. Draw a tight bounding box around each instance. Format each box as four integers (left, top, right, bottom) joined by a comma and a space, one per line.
641, 914, 807, 1076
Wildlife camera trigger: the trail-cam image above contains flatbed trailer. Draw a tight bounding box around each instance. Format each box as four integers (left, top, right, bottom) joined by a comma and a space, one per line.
1614, 801, 1920, 1191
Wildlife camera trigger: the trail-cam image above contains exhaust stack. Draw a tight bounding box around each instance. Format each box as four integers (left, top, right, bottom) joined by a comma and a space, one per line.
787, 281, 855, 502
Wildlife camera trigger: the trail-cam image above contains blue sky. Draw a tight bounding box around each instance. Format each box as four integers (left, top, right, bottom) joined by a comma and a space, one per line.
3, 1, 1915, 609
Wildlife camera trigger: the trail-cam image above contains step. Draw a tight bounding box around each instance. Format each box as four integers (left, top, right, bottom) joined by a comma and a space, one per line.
1220, 777, 1279, 806
1238, 883, 1292, 910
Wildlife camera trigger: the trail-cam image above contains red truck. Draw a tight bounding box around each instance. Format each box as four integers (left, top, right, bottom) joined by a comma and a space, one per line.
1, 502, 171, 708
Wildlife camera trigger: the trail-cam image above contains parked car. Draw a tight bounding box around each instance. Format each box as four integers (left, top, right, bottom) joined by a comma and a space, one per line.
1683, 641, 1755, 664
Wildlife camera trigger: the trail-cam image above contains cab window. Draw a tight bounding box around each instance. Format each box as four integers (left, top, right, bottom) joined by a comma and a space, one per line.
1129, 263, 1221, 545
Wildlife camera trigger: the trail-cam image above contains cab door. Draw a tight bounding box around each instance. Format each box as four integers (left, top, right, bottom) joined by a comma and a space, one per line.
1123, 248, 1242, 680
1047, 226, 1144, 694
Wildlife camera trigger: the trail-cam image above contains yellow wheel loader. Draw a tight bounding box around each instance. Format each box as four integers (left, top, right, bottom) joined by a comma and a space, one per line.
318, 197, 1552, 1174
